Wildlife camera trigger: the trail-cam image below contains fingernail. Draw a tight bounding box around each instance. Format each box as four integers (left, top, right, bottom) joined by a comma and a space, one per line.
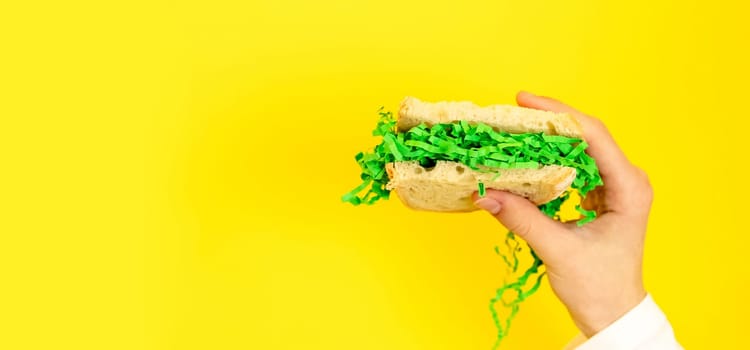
474, 198, 502, 215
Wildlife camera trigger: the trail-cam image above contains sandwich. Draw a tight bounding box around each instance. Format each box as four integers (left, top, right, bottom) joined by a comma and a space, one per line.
342, 96, 604, 347
343, 96, 603, 220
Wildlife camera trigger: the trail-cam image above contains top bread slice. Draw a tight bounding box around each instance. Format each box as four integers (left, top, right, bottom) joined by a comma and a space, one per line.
387, 96, 583, 212
398, 96, 582, 137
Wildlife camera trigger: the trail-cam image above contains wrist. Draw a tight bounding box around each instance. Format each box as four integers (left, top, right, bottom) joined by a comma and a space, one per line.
572, 287, 647, 337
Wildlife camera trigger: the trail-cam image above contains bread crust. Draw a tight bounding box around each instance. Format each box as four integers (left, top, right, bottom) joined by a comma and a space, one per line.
398, 96, 583, 137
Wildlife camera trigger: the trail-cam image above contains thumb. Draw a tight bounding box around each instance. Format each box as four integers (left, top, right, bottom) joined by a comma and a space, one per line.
473, 189, 565, 258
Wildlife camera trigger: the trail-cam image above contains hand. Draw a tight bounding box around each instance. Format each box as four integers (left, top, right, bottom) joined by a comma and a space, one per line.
473, 91, 653, 337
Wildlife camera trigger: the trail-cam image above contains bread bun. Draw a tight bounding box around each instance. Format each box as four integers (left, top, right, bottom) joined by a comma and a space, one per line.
388, 97, 581, 211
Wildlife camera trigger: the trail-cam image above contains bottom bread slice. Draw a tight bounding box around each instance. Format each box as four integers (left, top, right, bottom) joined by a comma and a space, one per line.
385, 160, 576, 212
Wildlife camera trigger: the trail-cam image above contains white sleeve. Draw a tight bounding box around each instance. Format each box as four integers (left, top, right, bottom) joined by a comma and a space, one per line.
573, 294, 682, 350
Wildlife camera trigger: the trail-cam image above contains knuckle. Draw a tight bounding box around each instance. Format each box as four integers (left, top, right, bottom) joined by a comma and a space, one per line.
642, 182, 654, 205
589, 117, 606, 131
631, 166, 654, 205
508, 220, 535, 239
585, 117, 613, 139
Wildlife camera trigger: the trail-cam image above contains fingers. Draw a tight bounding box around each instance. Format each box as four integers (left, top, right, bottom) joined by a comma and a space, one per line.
516, 91, 581, 115
473, 190, 566, 260
516, 91, 635, 212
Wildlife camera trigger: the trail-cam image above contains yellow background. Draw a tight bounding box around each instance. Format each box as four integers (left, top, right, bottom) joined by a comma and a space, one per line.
1, 0, 748, 349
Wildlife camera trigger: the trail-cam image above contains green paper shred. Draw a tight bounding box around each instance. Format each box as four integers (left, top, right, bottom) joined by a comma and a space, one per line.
489, 195, 575, 349
343, 107, 604, 349
575, 204, 597, 226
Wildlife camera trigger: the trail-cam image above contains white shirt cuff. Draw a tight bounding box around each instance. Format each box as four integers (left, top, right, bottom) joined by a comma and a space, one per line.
573, 294, 682, 350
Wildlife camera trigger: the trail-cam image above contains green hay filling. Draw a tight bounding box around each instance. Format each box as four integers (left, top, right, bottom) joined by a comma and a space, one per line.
343, 108, 603, 348
478, 182, 486, 197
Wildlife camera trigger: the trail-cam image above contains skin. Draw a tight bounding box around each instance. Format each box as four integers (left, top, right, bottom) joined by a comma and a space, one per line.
473, 91, 653, 337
